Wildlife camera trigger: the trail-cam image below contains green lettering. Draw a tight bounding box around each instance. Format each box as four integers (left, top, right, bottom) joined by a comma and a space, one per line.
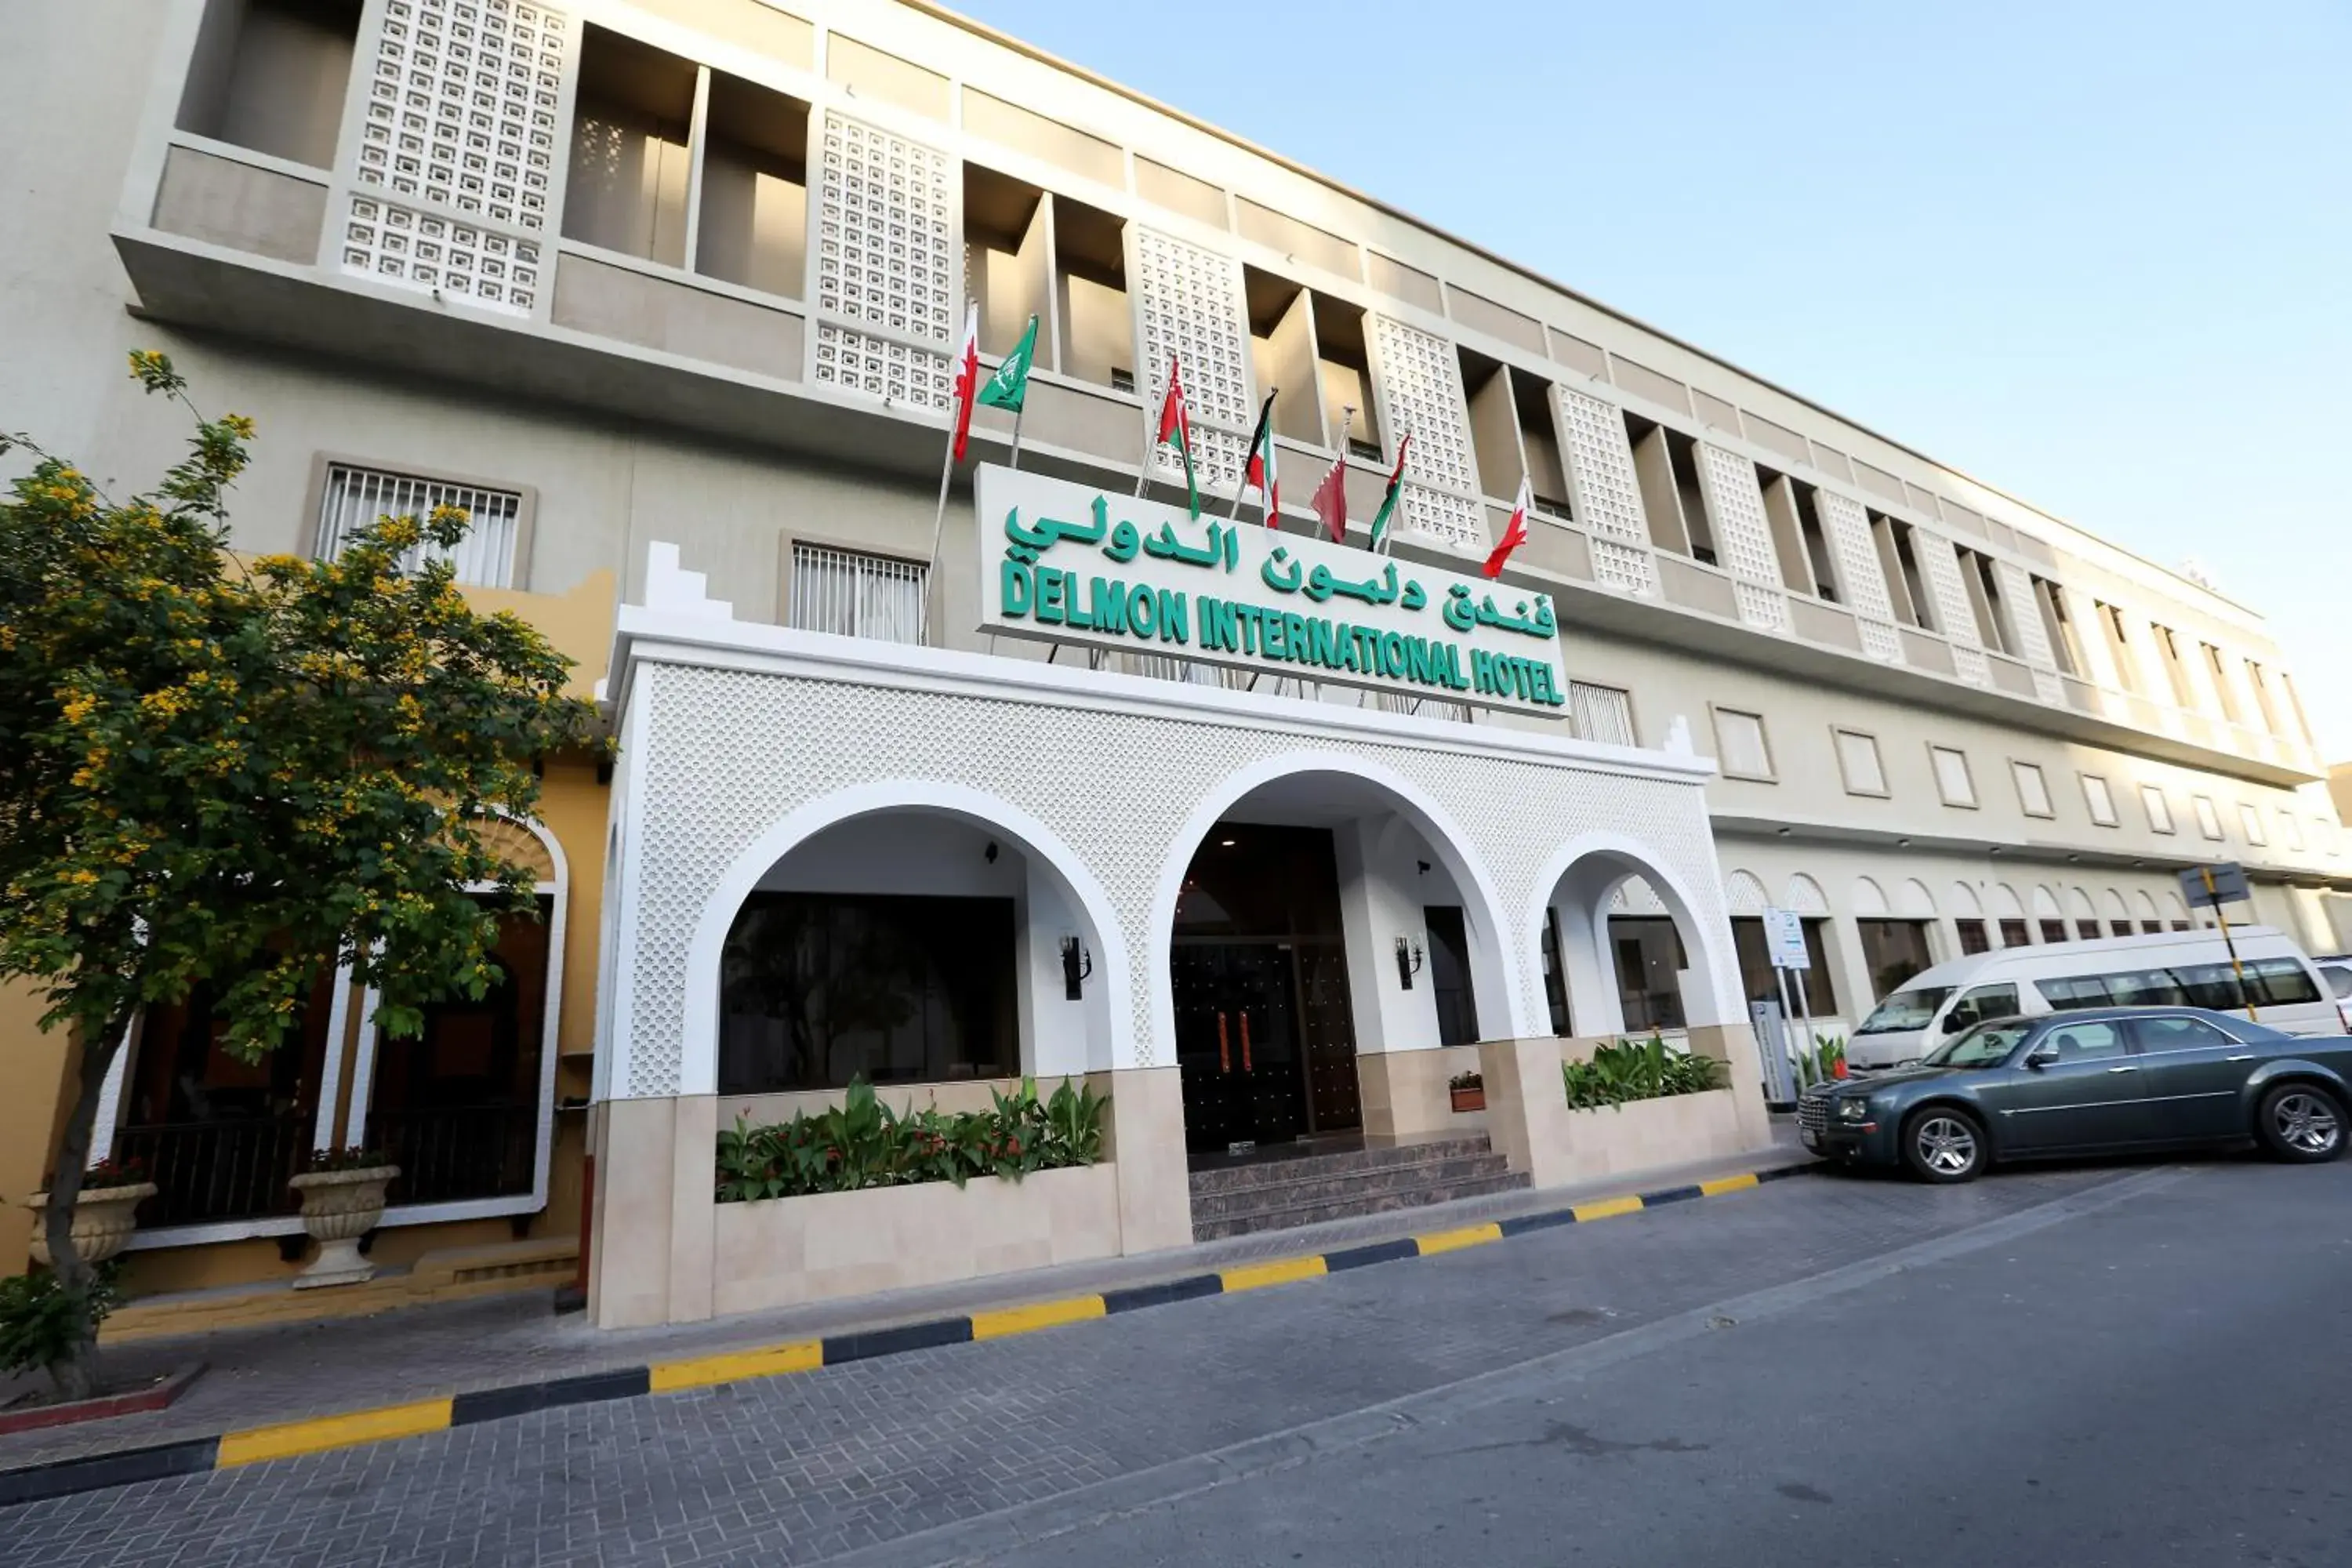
1283, 613, 1310, 666
1127, 583, 1156, 638
1037, 567, 1066, 626
1310, 618, 1340, 670
1210, 597, 1240, 653
1159, 589, 1189, 644
1472, 649, 1499, 695
1091, 578, 1128, 636
1441, 642, 1468, 689
1000, 560, 1033, 619
1406, 637, 1436, 687
1380, 630, 1407, 679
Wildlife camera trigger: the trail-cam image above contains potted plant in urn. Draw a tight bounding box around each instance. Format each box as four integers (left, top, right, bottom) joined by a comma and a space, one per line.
1448, 1070, 1485, 1113
24, 1156, 156, 1267
288, 1148, 399, 1289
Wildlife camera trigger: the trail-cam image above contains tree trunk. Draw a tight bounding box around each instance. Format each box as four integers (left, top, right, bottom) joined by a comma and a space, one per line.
41, 1008, 135, 1402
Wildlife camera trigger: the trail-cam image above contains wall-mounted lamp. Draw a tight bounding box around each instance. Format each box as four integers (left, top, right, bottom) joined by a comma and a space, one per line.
1394, 935, 1424, 990
1060, 935, 1093, 1000
984, 840, 1000, 864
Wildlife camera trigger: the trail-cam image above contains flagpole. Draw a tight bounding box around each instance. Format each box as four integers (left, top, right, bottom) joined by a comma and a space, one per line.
923, 426, 956, 646
1231, 387, 1276, 522
1008, 401, 1027, 471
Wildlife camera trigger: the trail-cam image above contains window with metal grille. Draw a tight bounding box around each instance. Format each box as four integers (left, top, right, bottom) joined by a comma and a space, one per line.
1570, 682, 1635, 748
788, 543, 928, 644
315, 463, 522, 588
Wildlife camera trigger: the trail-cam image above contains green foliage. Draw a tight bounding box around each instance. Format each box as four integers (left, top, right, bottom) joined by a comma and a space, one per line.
1447, 1070, 1483, 1091
715, 1076, 1110, 1203
0, 1267, 121, 1383
0, 350, 602, 1060
1793, 1033, 1847, 1089
302, 1145, 391, 1174
1561, 1034, 1724, 1111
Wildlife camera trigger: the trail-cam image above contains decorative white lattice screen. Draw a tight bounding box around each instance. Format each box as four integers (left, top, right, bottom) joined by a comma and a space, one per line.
1552, 384, 1657, 596
1917, 535, 1989, 684
1134, 227, 1253, 491
1815, 489, 1902, 662
1695, 443, 1787, 633
1990, 558, 2063, 701
343, 0, 565, 314
1368, 314, 1485, 546
810, 111, 955, 408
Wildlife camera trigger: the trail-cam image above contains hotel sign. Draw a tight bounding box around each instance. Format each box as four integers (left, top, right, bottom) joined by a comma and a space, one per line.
975, 466, 1568, 717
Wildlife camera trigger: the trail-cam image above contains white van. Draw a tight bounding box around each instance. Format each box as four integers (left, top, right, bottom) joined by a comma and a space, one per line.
1846, 927, 2344, 1071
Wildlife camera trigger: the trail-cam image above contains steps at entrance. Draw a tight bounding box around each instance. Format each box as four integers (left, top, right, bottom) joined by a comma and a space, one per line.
1188, 1135, 1530, 1241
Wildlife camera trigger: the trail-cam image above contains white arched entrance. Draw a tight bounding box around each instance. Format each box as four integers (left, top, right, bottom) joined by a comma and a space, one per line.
1530, 833, 1741, 1039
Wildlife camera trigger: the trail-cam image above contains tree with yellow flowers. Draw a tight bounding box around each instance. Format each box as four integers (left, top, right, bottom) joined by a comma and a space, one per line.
0, 354, 601, 1397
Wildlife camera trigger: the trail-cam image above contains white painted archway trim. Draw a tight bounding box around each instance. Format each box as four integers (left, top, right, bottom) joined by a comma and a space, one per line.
673, 781, 1134, 1098
1145, 750, 1532, 1065
1526, 829, 1741, 1030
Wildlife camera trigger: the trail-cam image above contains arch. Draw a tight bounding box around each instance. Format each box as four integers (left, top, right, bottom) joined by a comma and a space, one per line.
2103, 888, 2132, 921
1723, 869, 1769, 915
1611, 877, 1668, 915
1149, 750, 1526, 1062
1991, 883, 2026, 919
2164, 889, 2190, 921
677, 781, 1134, 1096
2067, 887, 2098, 922
2132, 888, 2161, 920
1853, 876, 1889, 916
2031, 885, 2063, 919
1947, 881, 1984, 918
1783, 873, 1829, 915
1527, 831, 1741, 1034
1895, 878, 1936, 918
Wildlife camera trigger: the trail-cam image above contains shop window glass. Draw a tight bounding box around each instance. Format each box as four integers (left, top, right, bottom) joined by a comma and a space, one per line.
1609, 916, 1686, 1032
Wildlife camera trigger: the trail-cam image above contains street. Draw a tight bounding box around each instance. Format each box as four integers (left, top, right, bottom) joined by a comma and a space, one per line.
5, 1154, 2348, 1566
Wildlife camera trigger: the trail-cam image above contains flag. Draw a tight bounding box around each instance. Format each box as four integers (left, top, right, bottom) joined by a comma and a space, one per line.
1241, 390, 1278, 525
978, 314, 1037, 414
1155, 356, 1200, 519
1483, 474, 1533, 579
950, 303, 981, 462
1310, 452, 1348, 543
1367, 432, 1411, 550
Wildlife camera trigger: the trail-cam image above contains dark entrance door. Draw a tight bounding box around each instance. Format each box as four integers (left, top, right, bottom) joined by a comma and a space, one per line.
1171, 824, 1360, 1156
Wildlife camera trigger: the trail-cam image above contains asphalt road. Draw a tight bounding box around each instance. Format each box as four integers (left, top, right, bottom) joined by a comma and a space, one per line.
7, 1154, 2347, 1566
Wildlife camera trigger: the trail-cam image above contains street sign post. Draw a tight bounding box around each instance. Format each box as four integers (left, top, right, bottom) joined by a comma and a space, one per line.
2177, 862, 2257, 1022
1761, 906, 1816, 1086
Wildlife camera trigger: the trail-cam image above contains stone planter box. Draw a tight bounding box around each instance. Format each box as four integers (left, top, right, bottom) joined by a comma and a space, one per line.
24, 1183, 158, 1266
1449, 1085, 1485, 1113
288, 1167, 398, 1289
712, 1163, 1122, 1319
1548, 1089, 1747, 1186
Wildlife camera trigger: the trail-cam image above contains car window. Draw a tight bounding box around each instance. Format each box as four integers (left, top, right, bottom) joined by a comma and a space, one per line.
2130, 1015, 2236, 1054
2037, 975, 2112, 1011
2038, 1020, 2126, 1062
2244, 957, 2323, 1007
1856, 986, 1953, 1035
1944, 984, 2019, 1033
2322, 964, 2352, 1001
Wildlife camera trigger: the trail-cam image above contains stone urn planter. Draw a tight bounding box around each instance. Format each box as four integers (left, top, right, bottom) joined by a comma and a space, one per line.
23, 1181, 158, 1266
288, 1166, 398, 1289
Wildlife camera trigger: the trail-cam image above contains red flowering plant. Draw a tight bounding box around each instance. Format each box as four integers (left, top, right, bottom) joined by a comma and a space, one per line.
42, 1155, 147, 1192
714, 1077, 1108, 1202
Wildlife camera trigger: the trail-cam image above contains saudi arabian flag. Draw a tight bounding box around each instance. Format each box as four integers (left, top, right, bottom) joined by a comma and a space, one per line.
1367, 432, 1412, 550
978, 314, 1038, 413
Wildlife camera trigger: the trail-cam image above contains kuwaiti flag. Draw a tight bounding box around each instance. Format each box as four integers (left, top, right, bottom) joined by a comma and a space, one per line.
950, 303, 982, 462
1483, 474, 1533, 579
1310, 451, 1348, 543
1241, 390, 1279, 525
1367, 432, 1412, 550
1156, 356, 1200, 519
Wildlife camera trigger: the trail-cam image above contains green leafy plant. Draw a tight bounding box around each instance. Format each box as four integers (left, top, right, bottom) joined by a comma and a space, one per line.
714, 1076, 1110, 1203
0, 353, 600, 1396
1448, 1070, 1483, 1091
0, 1266, 122, 1388
301, 1146, 392, 1174
1562, 1034, 1723, 1110
1793, 1033, 1847, 1088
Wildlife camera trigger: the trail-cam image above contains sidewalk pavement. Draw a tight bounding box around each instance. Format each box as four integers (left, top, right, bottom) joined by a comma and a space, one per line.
0, 1134, 1809, 1488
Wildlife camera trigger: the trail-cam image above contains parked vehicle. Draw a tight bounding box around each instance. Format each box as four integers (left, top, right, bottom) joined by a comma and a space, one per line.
1843, 928, 2340, 1071
1798, 1005, 2352, 1181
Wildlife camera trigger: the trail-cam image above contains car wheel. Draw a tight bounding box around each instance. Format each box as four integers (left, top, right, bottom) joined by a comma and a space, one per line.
2256, 1083, 2347, 1163
1901, 1108, 1986, 1184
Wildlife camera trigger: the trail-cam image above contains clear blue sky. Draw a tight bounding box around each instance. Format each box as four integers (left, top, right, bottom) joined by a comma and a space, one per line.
959, 0, 2351, 758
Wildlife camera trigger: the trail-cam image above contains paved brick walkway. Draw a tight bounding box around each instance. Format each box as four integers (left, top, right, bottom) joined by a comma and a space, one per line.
0, 1157, 2161, 1566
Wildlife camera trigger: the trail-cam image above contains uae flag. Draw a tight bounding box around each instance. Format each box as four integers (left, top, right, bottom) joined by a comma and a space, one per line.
1483, 474, 1533, 579
950, 303, 982, 462
1367, 433, 1412, 550
1241, 390, 1278, 524
1309, 452, 1348, 543
1155, 357, 1200, 518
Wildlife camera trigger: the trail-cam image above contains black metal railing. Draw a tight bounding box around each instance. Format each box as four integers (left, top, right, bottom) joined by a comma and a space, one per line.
365, 1103, 537, 1207
112, 1116, 308, 1228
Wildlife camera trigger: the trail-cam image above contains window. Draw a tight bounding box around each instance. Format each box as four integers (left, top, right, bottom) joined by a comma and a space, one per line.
2108, 920, 2136, 938
1570, 682, 1636, 748
1955, 918, 1991, 955
1834, 728, 1887, 797
1944, 982, 2018, 1033
1958, 549, 2013, 654
1711, 708, 1773, 780
2039, 959, 2320, 1015
1610, 916, 1687, 1032
2011, 760, 2053, 818
2080, 774, 2118, 827
1792, 481, 1841, 602
1929, 745, 1977, 808
314, 463, 524, 588
1869, 512, 1934, 630
1730, 917, 1839, 1013
2192, 795, 2225, 841
2238, 803, 2268, 846
1998, 917, 2031, 947
1856, 920, 1936, 1002
2281, 811, 2304, 851
2278, 671, 2317, 746
2245, 660, 2283, 734
2096, 603, 2140, 693
2131, 1015, 2237, 1054
789, 542, 928, 644
2151, 625, 2197, 709
2034, 577, 2083, 677
2141, 784, 2176, 834
2200, 644, 2243, 724
2037, 1019, 2126, 1062
2040, 917, 2070, 945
